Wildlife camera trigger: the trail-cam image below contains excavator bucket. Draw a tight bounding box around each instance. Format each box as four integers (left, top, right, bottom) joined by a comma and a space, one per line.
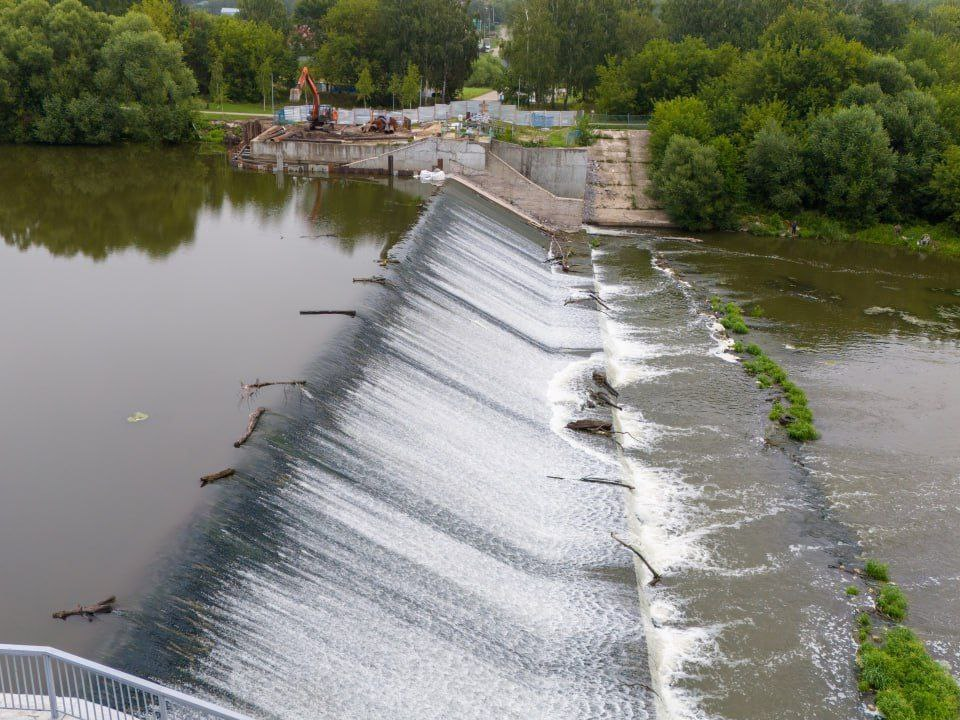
289, 87, 302, 102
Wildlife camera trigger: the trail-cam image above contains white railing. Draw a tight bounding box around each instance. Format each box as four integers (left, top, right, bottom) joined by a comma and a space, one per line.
0, 645, 250, 720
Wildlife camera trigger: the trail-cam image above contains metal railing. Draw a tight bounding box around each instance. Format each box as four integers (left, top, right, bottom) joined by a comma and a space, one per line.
0, 645, 250, 720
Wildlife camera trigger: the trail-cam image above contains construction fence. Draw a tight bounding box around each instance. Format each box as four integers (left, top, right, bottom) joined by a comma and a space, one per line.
277, 101, 580, 128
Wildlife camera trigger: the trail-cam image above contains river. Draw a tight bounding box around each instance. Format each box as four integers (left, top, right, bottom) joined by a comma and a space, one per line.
2, 148, 959, 720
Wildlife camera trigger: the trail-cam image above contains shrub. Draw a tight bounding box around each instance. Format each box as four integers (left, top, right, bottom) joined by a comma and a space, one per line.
932, 145, 960, 227
804, 105, 896, 224
745, 119, 806, 212
877, 584, 908, 621
649, 96, 713, 164
654, 135, 740, 230
865, 560, 890, 582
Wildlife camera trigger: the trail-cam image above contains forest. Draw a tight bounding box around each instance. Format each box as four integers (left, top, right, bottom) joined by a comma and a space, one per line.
0, 0, 478, 143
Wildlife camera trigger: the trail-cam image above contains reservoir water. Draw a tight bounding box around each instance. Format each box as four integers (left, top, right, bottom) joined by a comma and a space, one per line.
3, 148, 959, 720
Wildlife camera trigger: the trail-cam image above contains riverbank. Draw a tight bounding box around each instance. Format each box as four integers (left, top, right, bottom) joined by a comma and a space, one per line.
741, 210, 960, 259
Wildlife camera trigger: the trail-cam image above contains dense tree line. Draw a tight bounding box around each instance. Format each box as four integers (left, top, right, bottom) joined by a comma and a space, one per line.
584, 1, 960, 232
0, 0, 196, 142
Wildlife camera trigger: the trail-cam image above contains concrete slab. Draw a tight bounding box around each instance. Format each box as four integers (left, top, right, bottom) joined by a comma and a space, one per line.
583, 130, 675, 228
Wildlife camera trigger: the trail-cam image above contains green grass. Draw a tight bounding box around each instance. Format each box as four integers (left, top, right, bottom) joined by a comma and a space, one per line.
877, 584, 909, 622
459, 87, 494, 100
866, 560, 891, 582
727, 329, 820, 441
859, 625, 960, 720
196, 99, 274, 116
713, 299, 749, 334
847, 585, 860, 596
742, 210, 960, 260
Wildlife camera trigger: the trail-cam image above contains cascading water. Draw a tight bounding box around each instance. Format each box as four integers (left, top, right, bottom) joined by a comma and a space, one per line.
116, 185, 652, 720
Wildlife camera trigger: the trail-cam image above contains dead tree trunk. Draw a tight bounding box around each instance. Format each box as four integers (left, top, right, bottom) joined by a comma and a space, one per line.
611, 532, 663, 586
592, 370, 619, 398
566, 419, 613, 433
200, 468, 236, 487
299, 310, 357, 317
547, 475, 635, 490
53, 597, 115, 621
234, 407, 266, 448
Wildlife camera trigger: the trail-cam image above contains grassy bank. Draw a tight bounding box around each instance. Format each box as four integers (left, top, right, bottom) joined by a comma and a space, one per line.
459, 87, 494, 100
741, 211, 960, 259
850, 561, 960, 720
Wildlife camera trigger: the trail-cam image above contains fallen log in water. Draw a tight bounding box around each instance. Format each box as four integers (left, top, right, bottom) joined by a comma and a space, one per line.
53, 596, 116, 621
547, 475, 635, 490
588, 390, 622, 410
200, 468, 236, 487
565, 419, 613, 433
240, 379, 307, 401
592, 370, 619, 398
353, 276, 390, 285
234, 407, 267, 448
299, 310, 357, 317
611, 533, 663, 586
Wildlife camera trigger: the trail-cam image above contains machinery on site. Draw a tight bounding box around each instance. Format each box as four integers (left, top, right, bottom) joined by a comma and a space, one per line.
290, 66, 335, 130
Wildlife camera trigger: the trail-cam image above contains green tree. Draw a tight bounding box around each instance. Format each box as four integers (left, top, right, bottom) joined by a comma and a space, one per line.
238, 0, 288, 32
257, 59, 272, 110
209, 56, 226, 110
466, 53, 505, 89
660, 0, 790, 48
400, 61, 421, 108
211, 15, 291, 102
932, 145, 960, 226
804, 105, 896, 224
291, 0, 332, 54
648, 96, 713, 164
654, 134, 739, 229
745, 119, 805, 212
355, 63, 373, 106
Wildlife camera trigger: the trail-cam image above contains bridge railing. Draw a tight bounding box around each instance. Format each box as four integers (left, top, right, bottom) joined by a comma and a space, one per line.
0, 644, 250, 720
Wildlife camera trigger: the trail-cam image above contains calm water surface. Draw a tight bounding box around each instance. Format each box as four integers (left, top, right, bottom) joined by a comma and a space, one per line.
0, 145, 427, 659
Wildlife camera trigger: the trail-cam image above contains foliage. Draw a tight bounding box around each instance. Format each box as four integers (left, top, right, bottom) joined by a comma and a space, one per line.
400, 61, 421, 108
745, 119, 806, 213
654, 135, 738, 230
847, 585, 860, 596
932, 145, 960, 226
648, 96, 713, 164
238, 0, 288, 32
877, 583, 909, 621
860, 626, 960, 720
355, 63, 374, 106
866, 559, 891, 582
0, 0, 196, 144
804, 105, 895, 224
209, 15, 291, 103
659, 0, 790, 48
467, 53, 505, 89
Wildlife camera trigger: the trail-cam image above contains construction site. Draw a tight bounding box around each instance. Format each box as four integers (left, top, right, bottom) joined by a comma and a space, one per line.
227, 67, 674, 234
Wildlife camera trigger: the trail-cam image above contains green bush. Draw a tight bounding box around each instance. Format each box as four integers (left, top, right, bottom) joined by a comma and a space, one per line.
878, 584, 909, 621
860, 627, 960, 720
745, 119, 806, 212
932, 145, 960, 227
649, 96, 714, 164
866, 560, 890, 582
467, 54, 506, 89
847, 585, 860, 596
654, 135, 740, 230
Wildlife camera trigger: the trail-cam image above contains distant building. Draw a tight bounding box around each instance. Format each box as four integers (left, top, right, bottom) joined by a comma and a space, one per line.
220, 7, 240, 15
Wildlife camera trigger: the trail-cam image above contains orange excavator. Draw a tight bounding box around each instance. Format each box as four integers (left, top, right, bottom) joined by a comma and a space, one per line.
290, 66, 335, 130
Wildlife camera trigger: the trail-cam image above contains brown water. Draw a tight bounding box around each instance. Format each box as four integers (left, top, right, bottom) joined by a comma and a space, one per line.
0, 146, 427, 660
592, 232, 960, 719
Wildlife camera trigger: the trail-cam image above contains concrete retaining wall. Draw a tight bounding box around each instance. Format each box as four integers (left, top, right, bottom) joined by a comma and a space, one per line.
250, 139, 407, 166
343, 138, 487, 173
490, 140, 587, 199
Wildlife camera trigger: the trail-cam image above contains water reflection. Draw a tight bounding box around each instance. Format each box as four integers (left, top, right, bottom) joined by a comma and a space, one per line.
0, 146, 426, 261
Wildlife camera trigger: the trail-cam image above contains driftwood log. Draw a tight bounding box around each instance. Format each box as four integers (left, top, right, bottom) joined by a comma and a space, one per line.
200, 468, 236, 487
592, 370, 619, 398
566, 419, 613, 433
353, 276, 390, 285
53, 596, 115, 621
611, 533, 663, 586
234, 407, 266, 448
240, 379, 306, 401
299, 310, 357, 317
547, 475, 635, 490
588, 390, 622, 410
